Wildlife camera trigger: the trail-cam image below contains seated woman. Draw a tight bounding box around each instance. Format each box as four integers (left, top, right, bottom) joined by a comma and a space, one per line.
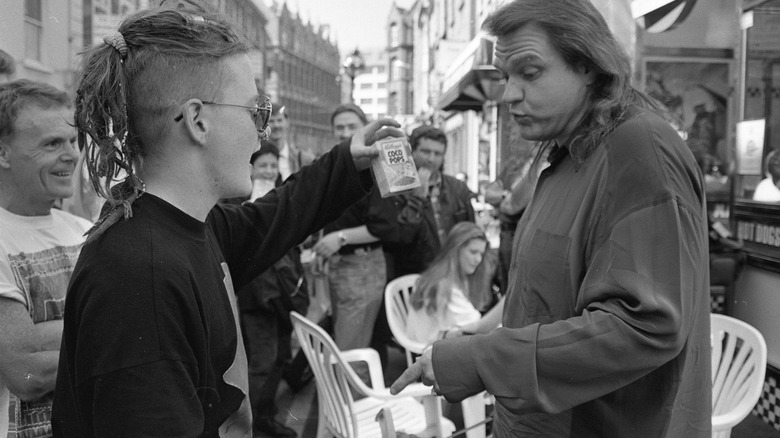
407, 221, 504, 345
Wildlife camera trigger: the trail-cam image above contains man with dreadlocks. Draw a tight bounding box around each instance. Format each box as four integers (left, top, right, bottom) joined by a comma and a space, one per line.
391, 0, 711, 436
51, 8, 402, 438
0, 80, 90, 438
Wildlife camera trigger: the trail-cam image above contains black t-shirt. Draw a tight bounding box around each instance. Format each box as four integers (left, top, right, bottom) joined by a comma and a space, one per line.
52, 142, 370, 437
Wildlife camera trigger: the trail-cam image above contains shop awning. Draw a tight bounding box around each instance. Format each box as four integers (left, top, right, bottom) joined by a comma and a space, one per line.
438, 37, 504, 112
631, 0, 697, 33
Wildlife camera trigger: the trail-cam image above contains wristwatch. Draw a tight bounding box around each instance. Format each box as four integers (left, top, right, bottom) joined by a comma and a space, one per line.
337, 231, 347, 246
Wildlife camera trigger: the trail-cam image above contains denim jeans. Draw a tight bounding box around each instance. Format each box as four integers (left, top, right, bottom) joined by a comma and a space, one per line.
328, 247, 386, 350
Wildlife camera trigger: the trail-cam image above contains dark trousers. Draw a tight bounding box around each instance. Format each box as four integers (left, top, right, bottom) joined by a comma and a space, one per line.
240, 307, 291, 421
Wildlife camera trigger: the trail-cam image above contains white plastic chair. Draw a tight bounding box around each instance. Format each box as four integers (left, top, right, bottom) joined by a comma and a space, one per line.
384, 274, 488, 438
711, 313, 767, 438
385, 274, 426, 367
290, 311, 455, 438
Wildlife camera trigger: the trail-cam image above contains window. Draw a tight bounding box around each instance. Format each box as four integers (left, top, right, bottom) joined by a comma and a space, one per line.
392, 58, 404, 81
377, 98, 387, 105
360, 83, 373, 90
377, 82, 387, 89
389, 57, 397, 80
24, 0, 42, 61
390, 22, 400, 47
360, 98, 372, 105
737, 3, 780, 202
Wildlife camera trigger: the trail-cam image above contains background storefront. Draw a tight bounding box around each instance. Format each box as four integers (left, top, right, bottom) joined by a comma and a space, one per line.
731, 0, 780, 430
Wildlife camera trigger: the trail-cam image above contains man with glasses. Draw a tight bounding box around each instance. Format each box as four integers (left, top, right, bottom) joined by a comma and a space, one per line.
51, 8, 402, 437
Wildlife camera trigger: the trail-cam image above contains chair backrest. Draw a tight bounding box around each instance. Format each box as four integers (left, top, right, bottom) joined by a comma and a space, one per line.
711, 313, 767, 436
384, 274, 428, 366
290, 311, 374, 438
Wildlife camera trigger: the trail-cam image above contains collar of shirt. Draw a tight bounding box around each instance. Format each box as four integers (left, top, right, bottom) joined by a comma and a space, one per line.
547, 141, 591, 172
428, 170, 442, 191
279, 142, 290, 158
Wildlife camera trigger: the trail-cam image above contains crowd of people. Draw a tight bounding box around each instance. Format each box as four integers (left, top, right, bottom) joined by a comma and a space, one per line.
0, 0, 718, 437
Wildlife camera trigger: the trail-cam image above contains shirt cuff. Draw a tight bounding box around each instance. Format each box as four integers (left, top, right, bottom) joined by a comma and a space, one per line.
432, 335, 483, 402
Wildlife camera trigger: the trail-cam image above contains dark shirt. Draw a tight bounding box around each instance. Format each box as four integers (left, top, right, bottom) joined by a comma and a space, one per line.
433, 110, 711, 437
52, 142, 371, 437
366, 174, 475, 279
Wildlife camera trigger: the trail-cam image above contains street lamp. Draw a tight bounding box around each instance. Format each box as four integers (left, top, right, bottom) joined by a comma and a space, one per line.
342, 48, 365, 103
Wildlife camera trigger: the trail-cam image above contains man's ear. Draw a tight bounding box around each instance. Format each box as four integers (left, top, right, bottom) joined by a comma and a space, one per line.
0, 139, 12, 169
180, 99, 209, 146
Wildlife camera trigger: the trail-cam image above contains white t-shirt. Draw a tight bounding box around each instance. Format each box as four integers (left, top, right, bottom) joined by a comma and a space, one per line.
752, 177, 780, 202
0, 206, 91, 436
406, 286, 481, 345
278, 141, 292, 181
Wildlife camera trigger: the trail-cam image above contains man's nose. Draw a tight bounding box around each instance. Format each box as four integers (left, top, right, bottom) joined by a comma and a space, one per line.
62, 142, 79, 162
503, 80, 524, 106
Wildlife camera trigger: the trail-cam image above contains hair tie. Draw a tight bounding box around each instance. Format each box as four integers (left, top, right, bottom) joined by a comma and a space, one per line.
103, 33, 128, 60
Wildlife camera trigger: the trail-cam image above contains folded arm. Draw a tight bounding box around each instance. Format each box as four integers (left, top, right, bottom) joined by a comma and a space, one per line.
0, 297, 61, 401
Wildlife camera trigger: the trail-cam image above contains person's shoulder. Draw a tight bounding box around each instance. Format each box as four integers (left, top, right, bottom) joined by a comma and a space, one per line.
612, 110, 682, 146
292, 144, 316, 164
443, 174, 476, 200
301, 148, 316, 164
605, 110, 688, 164
51, 208, 93, 235
77, 213, 155, 271
443, 173, 470, 191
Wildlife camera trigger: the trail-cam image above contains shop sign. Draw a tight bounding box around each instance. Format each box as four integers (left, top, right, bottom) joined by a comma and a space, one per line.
736, 119, 765, 175
734, 202, 780, 272
737, 219, 780, 248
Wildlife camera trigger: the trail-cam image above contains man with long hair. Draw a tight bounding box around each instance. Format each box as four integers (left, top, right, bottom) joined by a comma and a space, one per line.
50, 7, 401, 437
392, 0, 711, 436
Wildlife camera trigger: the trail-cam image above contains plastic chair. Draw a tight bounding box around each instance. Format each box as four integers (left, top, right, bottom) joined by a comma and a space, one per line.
385, 274, 426, 367
711, 313, 767, 438
290, 311, 455, 438
384, 274, 488, 438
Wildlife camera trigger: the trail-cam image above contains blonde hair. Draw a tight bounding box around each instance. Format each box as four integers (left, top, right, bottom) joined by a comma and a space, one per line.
411, 222, 487, 315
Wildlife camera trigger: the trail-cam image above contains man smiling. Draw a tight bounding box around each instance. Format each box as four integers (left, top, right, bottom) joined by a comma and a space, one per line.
0, 80, 91, 437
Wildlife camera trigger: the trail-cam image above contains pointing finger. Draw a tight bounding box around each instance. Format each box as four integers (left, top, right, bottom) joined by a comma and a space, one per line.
390, 362, 423, 395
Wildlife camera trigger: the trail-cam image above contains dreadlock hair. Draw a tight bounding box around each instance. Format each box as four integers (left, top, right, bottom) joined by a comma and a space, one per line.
483, 0, 662, 161
76, 8, 250, 242
0, 79, 71, 142
411, 222, 488, 315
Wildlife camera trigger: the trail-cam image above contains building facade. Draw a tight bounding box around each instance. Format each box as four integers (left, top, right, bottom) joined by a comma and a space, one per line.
0, 0, 87, 91
0, 0, 269, 93
265, 2, 342, 155
352, 48, 389, 121
386, 3, 415, 117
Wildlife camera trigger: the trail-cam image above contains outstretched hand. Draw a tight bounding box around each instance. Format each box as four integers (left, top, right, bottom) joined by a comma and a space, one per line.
350, 117, 405, 170
390, 347, 439, 395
